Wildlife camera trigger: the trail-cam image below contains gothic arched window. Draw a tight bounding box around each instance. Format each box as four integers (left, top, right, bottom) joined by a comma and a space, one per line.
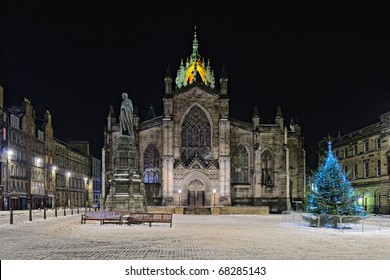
261, 150, 273, 186
143, 144, 160, 183
181, 106, 211, 165
231, 144, 249, 184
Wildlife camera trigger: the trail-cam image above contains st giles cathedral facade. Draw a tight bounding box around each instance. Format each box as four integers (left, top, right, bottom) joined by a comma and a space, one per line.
102, 31, 306, 213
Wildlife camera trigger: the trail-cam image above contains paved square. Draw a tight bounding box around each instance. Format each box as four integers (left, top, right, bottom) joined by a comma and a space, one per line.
1, 210, 390, 260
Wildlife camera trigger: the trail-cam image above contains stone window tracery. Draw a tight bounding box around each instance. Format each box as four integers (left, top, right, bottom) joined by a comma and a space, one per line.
231, 144, 249, 183
181, 106, 211, 165
262, 150, 273, 186
143, 144, 160, 183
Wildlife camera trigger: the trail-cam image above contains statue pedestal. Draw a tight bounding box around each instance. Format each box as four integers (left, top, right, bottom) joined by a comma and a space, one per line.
105, 135, 147, 212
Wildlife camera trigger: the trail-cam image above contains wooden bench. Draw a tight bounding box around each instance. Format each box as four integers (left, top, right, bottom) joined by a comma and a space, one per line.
127, 212, 172, 227
81, 211, 123, 224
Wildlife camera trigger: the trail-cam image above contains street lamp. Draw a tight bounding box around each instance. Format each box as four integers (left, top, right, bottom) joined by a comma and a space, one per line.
84, 177, 88, 208
5, 150, 13, 210
36, 157, 44, 209
212, 188, 216, 207
178, 188, 182, 206
66, 172, 71, 207
52, 166, 57, 209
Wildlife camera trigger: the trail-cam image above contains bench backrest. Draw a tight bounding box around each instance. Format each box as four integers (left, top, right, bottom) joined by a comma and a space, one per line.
85, 211, 122, 219
129, 212, 172, 220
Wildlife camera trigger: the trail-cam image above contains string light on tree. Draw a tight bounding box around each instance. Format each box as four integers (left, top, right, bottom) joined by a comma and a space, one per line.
305, 140, 365, 226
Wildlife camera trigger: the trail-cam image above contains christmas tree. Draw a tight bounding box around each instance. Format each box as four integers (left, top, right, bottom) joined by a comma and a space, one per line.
305, 141, 365, 227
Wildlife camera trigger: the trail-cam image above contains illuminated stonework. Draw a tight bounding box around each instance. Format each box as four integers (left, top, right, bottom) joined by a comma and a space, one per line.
175, 28, 215, 89
103, 30, 306, 213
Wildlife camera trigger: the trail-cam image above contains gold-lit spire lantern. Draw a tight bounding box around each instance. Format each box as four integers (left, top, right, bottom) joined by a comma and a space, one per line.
175, 27, 215, 89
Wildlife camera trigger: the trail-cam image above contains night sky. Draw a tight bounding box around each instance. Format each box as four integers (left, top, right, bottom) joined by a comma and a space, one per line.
1, 1, 389, 169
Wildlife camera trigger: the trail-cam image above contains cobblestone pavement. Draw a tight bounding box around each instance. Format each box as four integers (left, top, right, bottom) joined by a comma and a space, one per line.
1, 209, 390, 260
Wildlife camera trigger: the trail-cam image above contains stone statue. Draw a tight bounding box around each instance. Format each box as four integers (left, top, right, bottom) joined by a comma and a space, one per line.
119, 92, 133, 136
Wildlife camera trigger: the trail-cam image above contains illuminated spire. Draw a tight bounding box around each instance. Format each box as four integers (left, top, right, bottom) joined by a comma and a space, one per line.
191, 26, 198, 82
192, 26, 198, 59
175, 27, 215, 89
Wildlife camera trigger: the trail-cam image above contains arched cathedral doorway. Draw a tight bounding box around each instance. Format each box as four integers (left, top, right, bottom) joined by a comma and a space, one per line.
187, 179, 205, 206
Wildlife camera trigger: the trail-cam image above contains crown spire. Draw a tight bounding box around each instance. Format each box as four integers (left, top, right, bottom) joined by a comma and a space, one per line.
192, 25, 198, 59
175, 27, 216, 89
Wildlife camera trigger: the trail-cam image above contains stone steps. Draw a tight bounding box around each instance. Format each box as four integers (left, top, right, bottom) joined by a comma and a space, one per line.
183, 207, 212, 215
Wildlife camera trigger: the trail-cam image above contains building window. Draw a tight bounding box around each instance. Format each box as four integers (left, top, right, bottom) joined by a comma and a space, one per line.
231, 144, 249, 184
10, 115, 20, 128
377, 160, 381, 177
364, 140, 369, 153
344, 166, 348, 175
376, 138, 381, 150
335, 150, 339, 158
38, 130, 44, 141
364, 161, 369, 178
353, 144, 358, 156
181, 106, 211, 166
261, 149, 273, 186
343, 148, 348, 158
143, 144, 160, 184
353, 164, 358, 179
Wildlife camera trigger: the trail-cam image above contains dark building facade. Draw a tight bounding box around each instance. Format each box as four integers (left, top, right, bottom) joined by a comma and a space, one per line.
318, 111, 390, 214
0, 88, 102, 210
103, 32, 306, 213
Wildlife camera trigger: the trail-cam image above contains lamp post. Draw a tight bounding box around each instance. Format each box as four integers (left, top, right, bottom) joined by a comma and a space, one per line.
66, 172, 71, 208
178, 189, 182, 206
37, 157, 44, 209
54, 167, 57, 216
52, 166, 57, 209
84, 177, 88, 208
6, 150, 13, 210
212, 188, 216, 207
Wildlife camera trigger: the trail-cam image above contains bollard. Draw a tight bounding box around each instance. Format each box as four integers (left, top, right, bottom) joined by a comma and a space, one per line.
71, 207, 73, 215
10, 208, 13, 225
29, 208, 32, 221
77, 207, 79, 214
55, 207, 58, 217
64, 207, 66, 216
44, 208, 47, 219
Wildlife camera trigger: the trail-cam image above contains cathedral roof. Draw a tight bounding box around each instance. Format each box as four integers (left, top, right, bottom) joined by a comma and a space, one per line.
175, 27, 216, 90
